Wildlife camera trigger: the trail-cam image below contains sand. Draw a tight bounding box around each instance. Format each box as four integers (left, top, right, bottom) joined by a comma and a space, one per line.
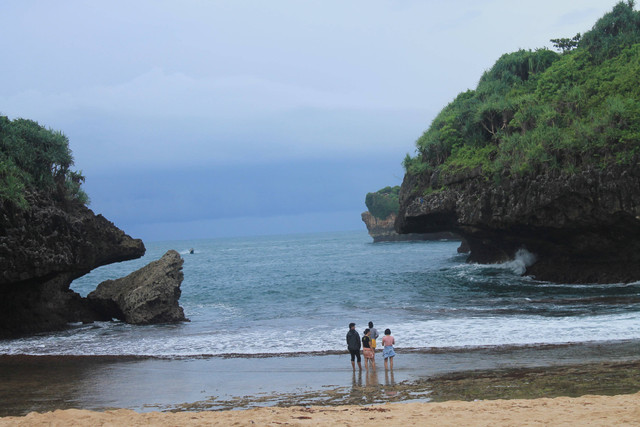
1, 392, 639, 426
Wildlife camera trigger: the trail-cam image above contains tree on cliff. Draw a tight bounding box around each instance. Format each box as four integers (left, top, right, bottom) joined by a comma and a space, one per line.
550, 33, 581, 53
402, 1, 640, 187
365, 186, 400, 220
0, 116, 89, 209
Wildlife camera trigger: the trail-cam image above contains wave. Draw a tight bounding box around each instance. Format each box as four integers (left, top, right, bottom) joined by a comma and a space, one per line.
500, 248, 538, 275
3, 311, 640, 357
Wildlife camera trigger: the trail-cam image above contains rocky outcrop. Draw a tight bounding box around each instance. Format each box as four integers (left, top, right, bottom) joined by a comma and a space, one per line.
0, 190, 146, 337
396, 164, 640, 283
361, 211, 463, 245
87, 250, 187, 324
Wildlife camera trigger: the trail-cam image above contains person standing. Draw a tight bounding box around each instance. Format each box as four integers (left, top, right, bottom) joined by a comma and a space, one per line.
368, 321, 379, 350
346, 322, 362, 370
381, 328, 396, 370
362, 328, 375, 370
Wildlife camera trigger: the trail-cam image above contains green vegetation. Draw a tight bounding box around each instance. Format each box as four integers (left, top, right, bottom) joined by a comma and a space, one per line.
0, 116, 89, 209
365, 186, 400, 220
403, 1, 640, 186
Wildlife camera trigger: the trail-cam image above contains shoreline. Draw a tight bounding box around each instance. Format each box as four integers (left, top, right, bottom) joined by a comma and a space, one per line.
1, 394, 640, 426
2, 337, 637, 360
1, 347, 640, 417
1, 389, 640, 426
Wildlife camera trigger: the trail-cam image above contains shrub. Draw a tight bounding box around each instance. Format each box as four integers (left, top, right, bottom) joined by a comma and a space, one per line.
403, 2, 640, 189
0, 116, 89, 208
365, 186, 400, 220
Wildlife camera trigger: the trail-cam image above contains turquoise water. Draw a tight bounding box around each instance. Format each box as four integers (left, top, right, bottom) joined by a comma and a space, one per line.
2, 230, 640, 356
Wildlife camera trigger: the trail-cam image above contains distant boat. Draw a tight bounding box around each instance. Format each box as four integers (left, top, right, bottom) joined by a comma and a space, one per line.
189, 248, 194, 254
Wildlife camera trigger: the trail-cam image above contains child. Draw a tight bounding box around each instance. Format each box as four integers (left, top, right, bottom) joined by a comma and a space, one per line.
381, 328, 396, 370
362, 328, 375, 369
368, 321, 379, 350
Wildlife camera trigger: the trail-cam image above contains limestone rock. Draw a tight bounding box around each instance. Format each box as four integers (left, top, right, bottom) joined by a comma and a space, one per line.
0, 190, 145, 337
87, 250, 188, 324
397, 164, 640, 283
361, 211, 464, 248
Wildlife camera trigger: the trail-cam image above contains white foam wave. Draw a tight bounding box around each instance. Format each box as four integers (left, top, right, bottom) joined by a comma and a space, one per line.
2, 312, 640, 357
500, 248, 537, 275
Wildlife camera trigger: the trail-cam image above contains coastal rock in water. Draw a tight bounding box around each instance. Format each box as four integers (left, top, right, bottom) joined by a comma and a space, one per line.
396, 165, 640, 283
87, 250, 188, 324
0, 190, 145, 337
361, 211, 464, 247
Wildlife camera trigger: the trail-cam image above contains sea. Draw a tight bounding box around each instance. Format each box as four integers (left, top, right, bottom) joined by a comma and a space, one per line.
2, 230, 640, 358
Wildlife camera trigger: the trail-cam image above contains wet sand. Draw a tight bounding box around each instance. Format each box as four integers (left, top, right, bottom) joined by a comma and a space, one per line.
1, 340, 640, 417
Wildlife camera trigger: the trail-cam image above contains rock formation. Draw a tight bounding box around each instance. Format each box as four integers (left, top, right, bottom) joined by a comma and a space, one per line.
361, 211, 461, 244
88, 250, 187, 324
0, 190, 146, 337
396, 164, 640, 283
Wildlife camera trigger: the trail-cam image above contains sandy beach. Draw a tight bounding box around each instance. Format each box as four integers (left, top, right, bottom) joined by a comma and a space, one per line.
1, 353, 640, 426
1, 392, 639, 426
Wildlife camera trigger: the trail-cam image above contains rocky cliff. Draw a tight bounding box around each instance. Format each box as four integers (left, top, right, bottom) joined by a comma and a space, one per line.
0, 190, 146, 337
361, 211, 462, 244
395, 3, 640, 284
396, 164, 640, 283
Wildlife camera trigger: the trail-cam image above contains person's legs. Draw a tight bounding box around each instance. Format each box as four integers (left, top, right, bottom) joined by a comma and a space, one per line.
389, 356, 394, 370
384, 356, 388, 370
356, 351, 362, 370
350, 350, 357, 370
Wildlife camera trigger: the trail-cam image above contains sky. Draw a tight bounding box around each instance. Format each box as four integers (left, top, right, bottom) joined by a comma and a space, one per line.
0, 0, 618, 241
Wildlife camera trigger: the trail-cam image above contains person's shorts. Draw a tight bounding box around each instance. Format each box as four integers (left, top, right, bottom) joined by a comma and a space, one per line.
349, 349, 361, 362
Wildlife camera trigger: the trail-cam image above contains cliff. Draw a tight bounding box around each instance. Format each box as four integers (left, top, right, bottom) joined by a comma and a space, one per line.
397, 164, 640, 283
361, 211, 461, 244
396, 3, 640, 283
0, 190, 146, 337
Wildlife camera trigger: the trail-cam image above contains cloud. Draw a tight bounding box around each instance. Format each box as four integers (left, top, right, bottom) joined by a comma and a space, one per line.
2, 67, 434, 173
85, 155, 405, 224
0, 0, 621, 240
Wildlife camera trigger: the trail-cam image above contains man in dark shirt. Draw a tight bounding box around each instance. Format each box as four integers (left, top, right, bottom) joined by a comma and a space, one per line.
346, 322, 362, 370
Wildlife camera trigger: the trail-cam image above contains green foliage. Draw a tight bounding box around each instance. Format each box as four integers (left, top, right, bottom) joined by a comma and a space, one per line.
579, 0, 640, 63
365, 186, 400, 220
478, 49, 560, 87
551, 33, 582, 53
443, 144, 498, 176
403, 2, 640, 189
0, 115, 89, 208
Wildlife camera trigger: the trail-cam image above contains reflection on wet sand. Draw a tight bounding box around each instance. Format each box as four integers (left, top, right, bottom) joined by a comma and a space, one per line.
2, 340, 640, 416
0, 356, 142, 416
385, 370, 398, 397
366, 368, 379, 388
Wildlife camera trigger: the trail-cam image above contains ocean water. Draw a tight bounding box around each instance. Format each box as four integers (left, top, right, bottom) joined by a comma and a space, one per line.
2, 230, 640, 357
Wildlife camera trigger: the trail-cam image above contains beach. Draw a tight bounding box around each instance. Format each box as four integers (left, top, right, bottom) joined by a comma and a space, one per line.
3, 235, 640, 424
2, 340, 640, 415
1, 392, 639, 426
1, 349, 640, 425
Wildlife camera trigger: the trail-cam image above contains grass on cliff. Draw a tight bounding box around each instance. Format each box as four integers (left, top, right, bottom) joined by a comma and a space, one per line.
0, 116, 89, 209
403, 1, 640, 186
365, 186, 400, 220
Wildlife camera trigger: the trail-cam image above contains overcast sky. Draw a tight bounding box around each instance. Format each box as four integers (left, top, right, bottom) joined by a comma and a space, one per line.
1, 0, 617, 241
